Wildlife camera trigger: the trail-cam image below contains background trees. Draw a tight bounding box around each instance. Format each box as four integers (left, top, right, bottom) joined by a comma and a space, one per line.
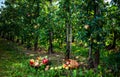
0, 0, 120, 69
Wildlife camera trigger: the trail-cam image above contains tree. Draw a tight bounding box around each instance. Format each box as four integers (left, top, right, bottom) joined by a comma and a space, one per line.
47, 0, 54, 54
59, 0, 72, 59
105, 0, 120, 49
80, 0, 106, 68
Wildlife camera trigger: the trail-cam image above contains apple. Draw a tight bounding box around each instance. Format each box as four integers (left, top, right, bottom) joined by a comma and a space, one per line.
34, 61, 39, 67
30, 59, 35, 66
65, 66, 69, 70
36, 57, 41, 61
63, 64, 67, 68
84, 25, 90, 30
42, 58, 49, 65
66, 61, 70, 65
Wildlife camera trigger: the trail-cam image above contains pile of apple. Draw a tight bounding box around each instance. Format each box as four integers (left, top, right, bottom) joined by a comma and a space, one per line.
29, 56, 49, 70
62, 61, 70, 70
62, 59, 79, 70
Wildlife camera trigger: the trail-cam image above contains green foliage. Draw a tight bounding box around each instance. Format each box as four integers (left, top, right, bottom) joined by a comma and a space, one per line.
0, 0, 120, 76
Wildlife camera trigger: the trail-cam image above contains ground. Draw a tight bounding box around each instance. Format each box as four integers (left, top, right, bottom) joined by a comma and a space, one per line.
0, 38, 120, 77
0, 38, 87, 77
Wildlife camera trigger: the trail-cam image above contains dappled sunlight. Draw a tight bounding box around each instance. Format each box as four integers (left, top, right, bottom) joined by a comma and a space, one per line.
0, 0, 120, 76
28, 53, 35, 57
11, 63, 23, 68
71, 43, 76, 46
0, 37, 120, 76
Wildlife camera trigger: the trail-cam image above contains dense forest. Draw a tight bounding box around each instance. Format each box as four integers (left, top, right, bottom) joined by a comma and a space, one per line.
0, 0, 120, 77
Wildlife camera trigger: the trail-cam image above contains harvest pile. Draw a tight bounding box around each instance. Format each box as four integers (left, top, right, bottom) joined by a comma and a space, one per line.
29, 56, 49, 70
62, 59, 79, 69
29, 56, 80, 71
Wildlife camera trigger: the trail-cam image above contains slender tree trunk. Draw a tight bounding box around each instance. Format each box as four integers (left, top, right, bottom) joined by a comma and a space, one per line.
33, 0, 40, 51
88, 41, 94, 68
48, 0, 54, 54
21, 36, 24, 44
65, 22, 70, 59
1, 32, 4, 38
93, 0, 100, 68
94, 48, 100, 68
65, 0, 72, 59
48, 30, 53, 54
16, 36, 20, 43
34, 35, 38, 51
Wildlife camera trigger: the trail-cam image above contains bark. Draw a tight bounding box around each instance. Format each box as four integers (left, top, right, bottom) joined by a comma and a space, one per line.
21, 36, 24, 44
15, 36, 19, 43
94, 49, 100, 68
1, 32, 4, 38
88, 42, 94, 68
65, 23, 70, 59
72, 36, 75, 42
33, 0, 40, 51
65, 0, 72, 59
88, 0, 101, 68
48, 30, 53, 54
34, 36, 38, 51
48, 0, 54, 54
94, 0, 100, 68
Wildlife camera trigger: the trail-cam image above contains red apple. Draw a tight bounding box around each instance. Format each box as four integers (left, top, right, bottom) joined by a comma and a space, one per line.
42, 58, 49, 65
66, 61, 70, 65
30, 59, 35, 66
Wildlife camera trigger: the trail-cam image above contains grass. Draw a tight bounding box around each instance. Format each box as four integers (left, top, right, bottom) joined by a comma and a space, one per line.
0, 38, 120, 77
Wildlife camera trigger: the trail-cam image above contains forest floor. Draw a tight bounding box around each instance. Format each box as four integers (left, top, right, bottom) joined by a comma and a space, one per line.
0, 38, 87, 77
0, 38, 120, 77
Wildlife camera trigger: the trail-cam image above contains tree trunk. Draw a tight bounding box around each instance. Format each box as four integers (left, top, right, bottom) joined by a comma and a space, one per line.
65, 22, 72, 59
34, 36, 38, 51
72, 36, 75, 42
88, 42, 94, 68
1, 32, 4, 38
88, 0, 101, 68
94, 48, 100, 68
16, 36, 20, 43
48, 30, 53, 54
94, 0, 100, 68
65, 0, 72, 59
21, 36, 24, 44
48, 0, 54, 54
65, 23, 70, 59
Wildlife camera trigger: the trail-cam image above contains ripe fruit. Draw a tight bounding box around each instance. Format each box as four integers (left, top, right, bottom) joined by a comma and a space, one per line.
65, 66, 69, 70
42, 58, 49, 65
45, 65, 50, 71
66, 61, 70, 65
63, 64, 67, 68
84, 25, 90, 30
30, 59, 35, 66
65, 59, 79, 69
34, 61, 39, 67
36, 57, 41, 61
